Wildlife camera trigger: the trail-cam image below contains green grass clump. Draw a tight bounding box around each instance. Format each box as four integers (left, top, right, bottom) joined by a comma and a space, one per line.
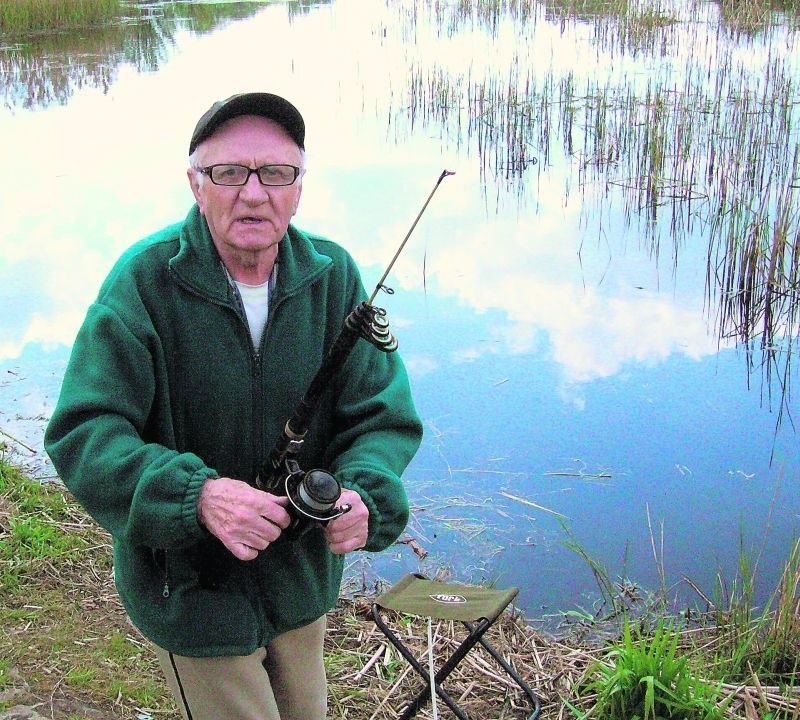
560, 516, 800, 718
579, 621, 727, 720
0, 458, 102, 590
0, 0, 122, 34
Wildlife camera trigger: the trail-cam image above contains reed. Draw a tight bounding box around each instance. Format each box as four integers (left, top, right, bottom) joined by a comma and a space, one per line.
395, 0, 800, 426
707, 538, 800, 684
762, 538, 800, 678
716, 0, 800, 35
1, 2, 270, 111
0, 0, 122, 33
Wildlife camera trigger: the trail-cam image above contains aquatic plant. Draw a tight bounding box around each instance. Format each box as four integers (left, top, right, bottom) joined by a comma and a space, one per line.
0, 1, 272, 109
704, 538, 800, 684
561, 519, 800, 715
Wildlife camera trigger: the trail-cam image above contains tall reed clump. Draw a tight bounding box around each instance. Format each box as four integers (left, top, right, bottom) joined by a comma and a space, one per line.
398, 0, 800, 424
762, 539, 800, 678
0, 0, 122, 34
575, 620, 728, 720
710, 538, 800, 684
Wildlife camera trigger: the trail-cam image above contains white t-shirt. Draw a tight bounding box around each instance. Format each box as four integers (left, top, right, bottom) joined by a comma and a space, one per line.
235, 275, 272, 350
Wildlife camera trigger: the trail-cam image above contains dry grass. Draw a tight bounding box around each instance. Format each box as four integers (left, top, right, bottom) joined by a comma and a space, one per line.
0, 468, 592, 719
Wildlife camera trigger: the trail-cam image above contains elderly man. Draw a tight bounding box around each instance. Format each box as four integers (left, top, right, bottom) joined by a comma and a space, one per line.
44, 92, 422, 720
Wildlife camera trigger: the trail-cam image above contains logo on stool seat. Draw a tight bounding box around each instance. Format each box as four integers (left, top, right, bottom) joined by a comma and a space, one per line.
430, 593, 467, 604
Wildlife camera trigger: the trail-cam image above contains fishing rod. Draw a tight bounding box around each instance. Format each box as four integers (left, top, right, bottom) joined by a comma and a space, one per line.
257, 169, 454, 536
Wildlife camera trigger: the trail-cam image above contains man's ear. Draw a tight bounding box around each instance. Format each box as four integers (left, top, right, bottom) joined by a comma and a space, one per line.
291, 183, 303, 216
187, 168, 206, 214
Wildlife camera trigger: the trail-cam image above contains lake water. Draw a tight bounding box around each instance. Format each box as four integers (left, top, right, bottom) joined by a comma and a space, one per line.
1, 0, 798, 625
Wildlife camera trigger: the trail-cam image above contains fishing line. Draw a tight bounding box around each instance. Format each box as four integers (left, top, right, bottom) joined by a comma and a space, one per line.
369, 169, 455, 305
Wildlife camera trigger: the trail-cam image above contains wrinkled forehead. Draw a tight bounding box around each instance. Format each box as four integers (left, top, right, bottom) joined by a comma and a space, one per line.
194, 115, 303, 164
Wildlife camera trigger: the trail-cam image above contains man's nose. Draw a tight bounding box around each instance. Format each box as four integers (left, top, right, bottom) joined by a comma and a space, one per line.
239, 172, 269, 200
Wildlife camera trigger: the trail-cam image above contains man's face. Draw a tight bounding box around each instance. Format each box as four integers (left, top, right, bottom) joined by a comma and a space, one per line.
188, 115, 304, 263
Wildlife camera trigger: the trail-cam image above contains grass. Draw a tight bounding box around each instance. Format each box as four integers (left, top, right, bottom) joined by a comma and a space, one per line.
574, 621, 728, 720
0, 0, 276, 36
706, 537, 800, 685
0, 456, 172, 719
0, 0, 122, 33
560, 518, 800, 720
2, 454, 800, 719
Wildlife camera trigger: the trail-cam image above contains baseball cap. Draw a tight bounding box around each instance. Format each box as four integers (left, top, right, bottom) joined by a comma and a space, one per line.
189, 92, 305, 155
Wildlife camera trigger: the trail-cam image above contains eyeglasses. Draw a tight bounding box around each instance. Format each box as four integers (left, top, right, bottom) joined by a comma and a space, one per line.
198, 164, 301, 187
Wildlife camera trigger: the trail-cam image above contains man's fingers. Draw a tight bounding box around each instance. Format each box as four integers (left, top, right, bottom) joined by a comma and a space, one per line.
259, 494, 291, 529
326, 535, 366, 555
321, 487, 369, 554
198, 478, 292, 541
229, 542, 260, 561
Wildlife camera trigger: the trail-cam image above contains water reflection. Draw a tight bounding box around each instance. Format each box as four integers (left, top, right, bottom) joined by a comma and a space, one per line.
393, 0, 800, 427
0, 0, 289, 109
0, 0, 798, 619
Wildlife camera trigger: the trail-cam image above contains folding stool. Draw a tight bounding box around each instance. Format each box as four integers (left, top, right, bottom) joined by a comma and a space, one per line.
371, 573, 542, 719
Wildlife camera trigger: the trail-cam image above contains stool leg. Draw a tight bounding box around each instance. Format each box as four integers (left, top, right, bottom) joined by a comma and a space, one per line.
373, 606, 473, 719
395, 618, 494, 719
372, 607, 543, 720
400, 686, 467, 720
466, 622, 543, 720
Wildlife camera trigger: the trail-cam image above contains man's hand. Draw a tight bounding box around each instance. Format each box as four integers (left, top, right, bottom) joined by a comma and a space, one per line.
323, 488, 369, 555
197, 477, 291, 560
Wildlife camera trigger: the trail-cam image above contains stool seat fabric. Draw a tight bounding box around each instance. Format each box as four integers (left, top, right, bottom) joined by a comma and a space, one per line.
376, 573, 519, 622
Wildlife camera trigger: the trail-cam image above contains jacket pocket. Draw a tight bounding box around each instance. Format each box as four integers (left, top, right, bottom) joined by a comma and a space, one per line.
186, 538, 233, 590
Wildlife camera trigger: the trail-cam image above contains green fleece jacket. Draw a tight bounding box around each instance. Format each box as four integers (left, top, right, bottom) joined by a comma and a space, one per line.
44, 206, 422, 657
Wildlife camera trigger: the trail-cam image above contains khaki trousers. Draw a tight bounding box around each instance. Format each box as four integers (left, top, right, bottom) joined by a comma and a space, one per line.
154, 616, 328, 720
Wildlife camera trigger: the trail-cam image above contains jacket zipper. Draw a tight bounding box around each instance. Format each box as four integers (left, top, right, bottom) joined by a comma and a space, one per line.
153, 548, 170, 598
254, 289, 292, 483
181, 270, 268, 484
224, 277, 268, 482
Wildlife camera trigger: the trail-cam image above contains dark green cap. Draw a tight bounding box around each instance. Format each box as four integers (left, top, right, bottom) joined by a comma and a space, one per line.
189, 92, 305, 155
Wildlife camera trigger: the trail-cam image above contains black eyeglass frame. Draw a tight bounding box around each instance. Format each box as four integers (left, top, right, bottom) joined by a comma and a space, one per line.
198, 163, 302, 187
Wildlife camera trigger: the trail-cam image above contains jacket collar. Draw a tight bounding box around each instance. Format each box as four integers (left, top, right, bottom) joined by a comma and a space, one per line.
169, 205, 332, 304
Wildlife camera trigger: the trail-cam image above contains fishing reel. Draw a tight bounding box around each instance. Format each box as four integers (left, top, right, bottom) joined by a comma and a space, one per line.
281, 459, 351, 539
